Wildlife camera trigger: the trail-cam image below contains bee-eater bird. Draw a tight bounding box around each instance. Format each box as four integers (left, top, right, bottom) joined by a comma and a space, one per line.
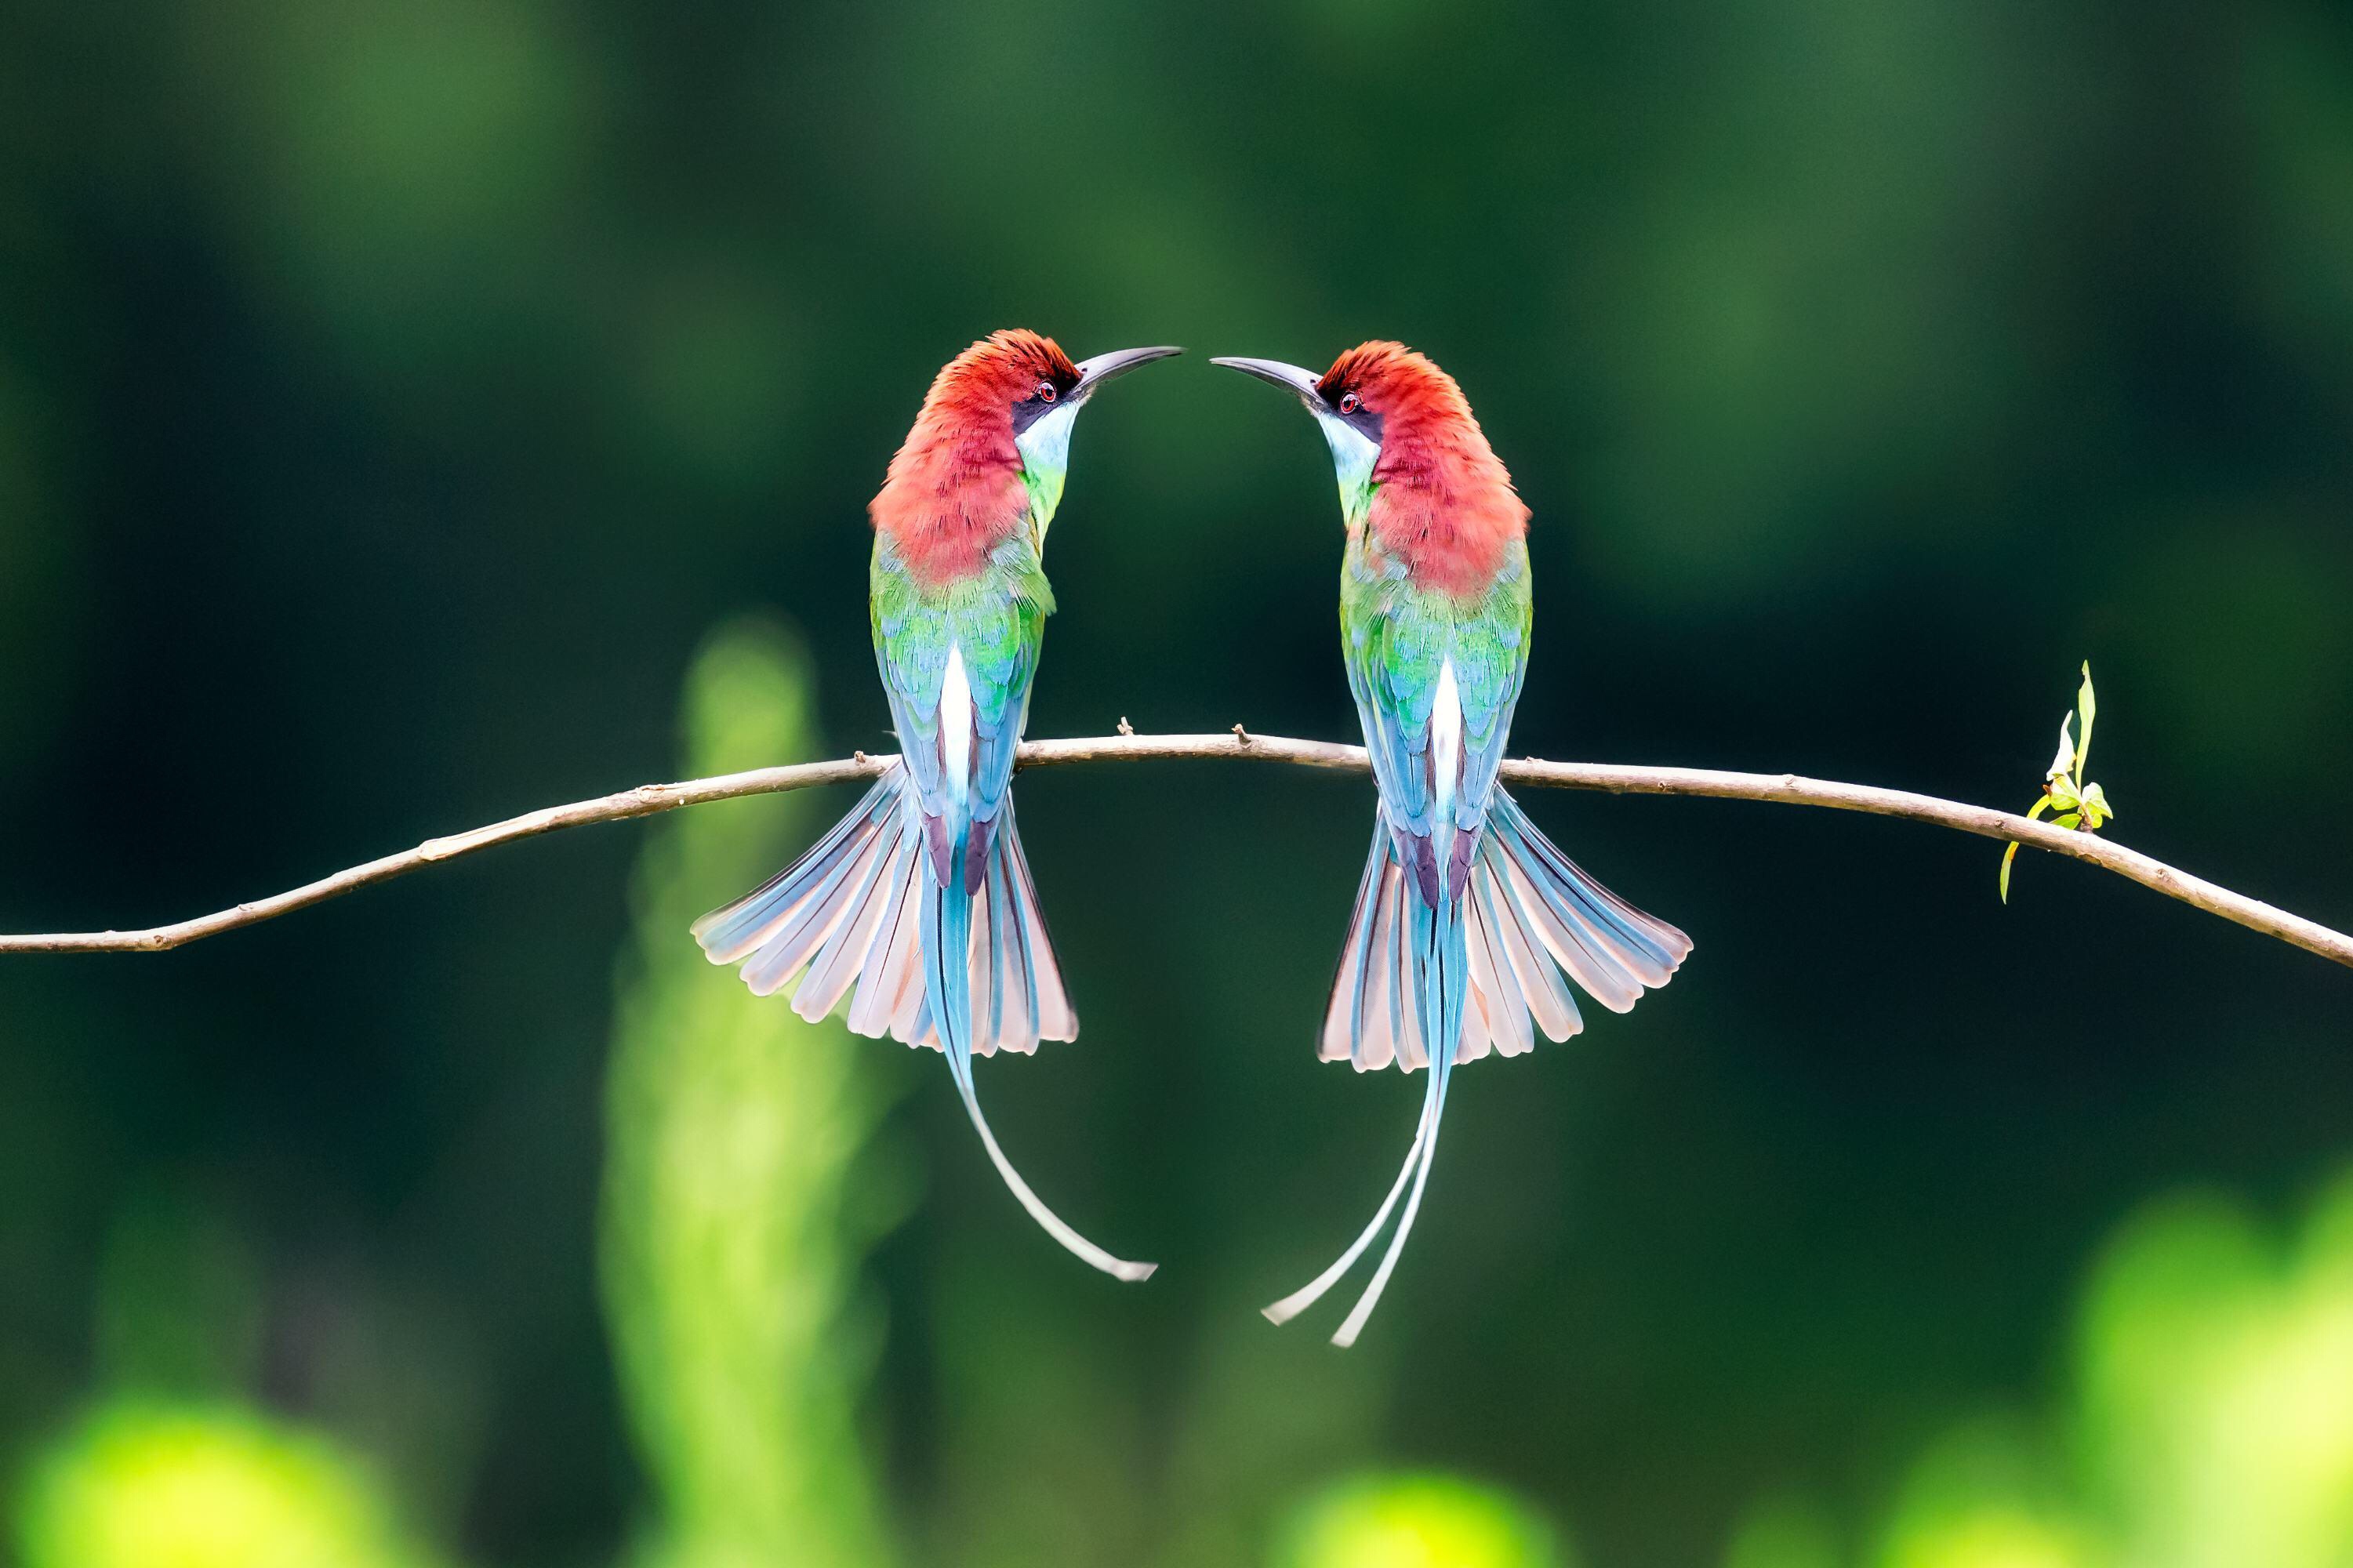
1215, 342, 1691, 1344
696, 330, 1179, 1280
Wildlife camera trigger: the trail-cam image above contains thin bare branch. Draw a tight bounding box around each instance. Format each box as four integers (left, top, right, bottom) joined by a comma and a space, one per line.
1, 731, 2345, 969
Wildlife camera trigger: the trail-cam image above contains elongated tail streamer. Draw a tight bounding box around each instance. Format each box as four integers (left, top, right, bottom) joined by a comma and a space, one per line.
700, 764, 1148, 1279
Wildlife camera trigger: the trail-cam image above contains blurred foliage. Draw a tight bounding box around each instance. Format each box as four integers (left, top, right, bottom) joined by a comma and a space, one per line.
1723, 1496, 1843, 1568
600, 622, 907, 1568
1716, 1169, 2353, 1568
1270, 1472, 1569, 1568
13, 1403, 434, 1568
1870, 1422, 2091, 1568
91, 1192, 263, 1400
2072, 1174, 2353, 1566
9, 1191, 445, 1568
2, 0, 2351, 1562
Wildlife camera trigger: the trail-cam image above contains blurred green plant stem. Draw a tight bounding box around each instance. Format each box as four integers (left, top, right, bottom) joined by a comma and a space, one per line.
599, 621, 906, 1568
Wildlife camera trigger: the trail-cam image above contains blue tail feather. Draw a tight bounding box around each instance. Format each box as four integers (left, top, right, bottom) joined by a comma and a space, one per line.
1276, 799, 1687, 1343
1331, 887, 1464, 1345
1487, 790, 1689, 984
698, 772, 1146, 1281
692, 771, 900, 975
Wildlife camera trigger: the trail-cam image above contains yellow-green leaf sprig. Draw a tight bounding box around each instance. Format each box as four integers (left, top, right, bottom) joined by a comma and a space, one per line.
2001, 662, 2117, 903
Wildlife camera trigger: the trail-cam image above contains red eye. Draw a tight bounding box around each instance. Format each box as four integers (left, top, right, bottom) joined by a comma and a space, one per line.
1036, 380, 1057, 403
1338, 390, 1361, 415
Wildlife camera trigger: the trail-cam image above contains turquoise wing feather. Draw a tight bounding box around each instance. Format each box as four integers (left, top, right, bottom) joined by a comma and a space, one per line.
1447, 541, 1533, 830
1340, 538, 1533, 891
870, 533, 1051, 877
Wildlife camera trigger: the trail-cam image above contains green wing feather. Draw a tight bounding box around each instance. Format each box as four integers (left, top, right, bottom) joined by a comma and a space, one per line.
870, 534, 1053, 835
1340, 535, 1531, 848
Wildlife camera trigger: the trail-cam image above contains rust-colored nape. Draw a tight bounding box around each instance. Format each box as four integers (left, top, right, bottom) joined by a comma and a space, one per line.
925, 328, 1079, 426
870, 330, 1077, 584
1328, 342, 1531, 599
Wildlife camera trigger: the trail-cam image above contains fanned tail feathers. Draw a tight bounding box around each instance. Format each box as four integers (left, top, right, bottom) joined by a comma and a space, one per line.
1317, 789, 1689, 1072
1277, 789, 1690, 1341
696, 764, 1146, 1279
692, 764, 1078, 1054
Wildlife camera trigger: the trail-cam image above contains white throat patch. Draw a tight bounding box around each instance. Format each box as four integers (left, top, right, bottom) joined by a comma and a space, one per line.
1013, 400, 1080, 538
1313, 410, 1381, 510
1012, 398, 1079, 476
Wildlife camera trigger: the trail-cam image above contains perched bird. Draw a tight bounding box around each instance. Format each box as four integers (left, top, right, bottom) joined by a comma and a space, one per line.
697, 330, 1178, 1280
1215, 343, 1691, 1343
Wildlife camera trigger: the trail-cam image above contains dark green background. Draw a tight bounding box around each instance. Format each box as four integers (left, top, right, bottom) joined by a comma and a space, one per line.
2, 0, 2350, 1561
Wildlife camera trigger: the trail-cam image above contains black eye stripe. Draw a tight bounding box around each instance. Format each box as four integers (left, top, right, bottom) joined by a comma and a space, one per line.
1320, 385, 1383, 444
1011, 368, 1081, 435
1012, 387, 1062, 434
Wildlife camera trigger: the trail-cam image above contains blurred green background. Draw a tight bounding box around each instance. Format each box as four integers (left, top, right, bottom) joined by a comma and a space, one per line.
3, 0, 2351, 1562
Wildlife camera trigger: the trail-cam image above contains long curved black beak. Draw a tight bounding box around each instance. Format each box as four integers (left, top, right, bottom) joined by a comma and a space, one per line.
1073, 345, 1183, 400
1210, 356, 1324, 405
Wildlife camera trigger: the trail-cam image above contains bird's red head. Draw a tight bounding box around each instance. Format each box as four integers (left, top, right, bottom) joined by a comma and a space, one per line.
1320, 342, 1530, 598
920, 328, 1084, 431
870, 330, 1084, 583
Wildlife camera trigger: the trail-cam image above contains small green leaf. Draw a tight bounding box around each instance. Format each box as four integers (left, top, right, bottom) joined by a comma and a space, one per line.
2075, 662, 2097, 773
2003, 665, 2119, 908
2046, 715, 2077, 786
